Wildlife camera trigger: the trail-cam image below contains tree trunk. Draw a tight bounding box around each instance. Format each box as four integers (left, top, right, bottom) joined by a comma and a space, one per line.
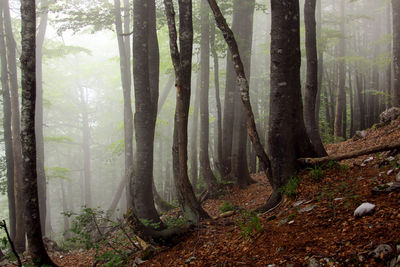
393, 0, 400, 106
210, 22, 223, 175
349, 69, 354, 137
113, 0, 134, 210
0, 3, 15, 241
133, 0, 163, 224
266, 0, 317, 210
334, 0, 346, 140
189, 74, 200, 189
207, 0, 271, 190
4, 0, 25, 252
20, 0, 56, 264
164, 0, 209, 224
80, 87, 92, 208
303, 0, 327, 156
387, 2, 392, 109
316, 0, 323, 127
36, 0, 49, 236
199, 0, 218, 191
60, 181, 71, 239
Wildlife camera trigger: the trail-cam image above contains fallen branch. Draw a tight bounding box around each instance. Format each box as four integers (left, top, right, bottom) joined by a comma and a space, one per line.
298, 142, 400, 166
0, 220, 22, 267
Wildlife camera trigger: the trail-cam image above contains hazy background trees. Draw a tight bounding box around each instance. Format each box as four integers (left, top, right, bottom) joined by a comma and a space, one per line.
0, 0, 397, 246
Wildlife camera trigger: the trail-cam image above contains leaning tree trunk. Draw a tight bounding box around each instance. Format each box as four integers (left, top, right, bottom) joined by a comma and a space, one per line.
36, 0, 49, 236
392, 0, 400, 107
164, 0, 209, 224
0, 4, 15, 240
199, 0, 218, 191
4, 0, 25, 252
230, 0, 256, 188
20, 0, 57, 264
207, 0, 272, 190
303, 0, 327, 156
132, 0, 163, 225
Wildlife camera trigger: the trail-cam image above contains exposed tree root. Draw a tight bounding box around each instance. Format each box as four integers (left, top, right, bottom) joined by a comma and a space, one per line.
254, 191, 282, 214
298, 142, 400, 166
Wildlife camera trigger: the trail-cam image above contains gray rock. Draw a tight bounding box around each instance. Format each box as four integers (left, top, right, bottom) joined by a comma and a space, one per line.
372, 182, 400, 194
387, 169, 394, 176
368, 244, 393, 259
354, 202, 376, 217
363, 157, 374, 165
379, 107, 400, 123
353, 130, 368, 141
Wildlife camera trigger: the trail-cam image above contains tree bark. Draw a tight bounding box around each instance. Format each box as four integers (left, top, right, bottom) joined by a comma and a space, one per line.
334, 0, 346, 140
36, 0, 49, 236
304, 0, 327, 156
207, 0, 271, 185
199, 0, 218, 191
264, 0, 317, 210
4, 0, 25, 252
164, 0, 209, 224
20, 0, 57, 264
387, 2, 392, 109
133, 0, 162, 224
189, 74, 200, 189
0, 3, 15, 241
113, 0, 134, 210
210, 22, 223, 175
393, 0, 400, 106
80, 87, 92, 208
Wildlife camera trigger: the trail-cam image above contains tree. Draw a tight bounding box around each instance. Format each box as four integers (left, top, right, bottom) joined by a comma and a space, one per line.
393, 0, 400, 106
132, 0, 163, 225
230, 0, 256, 188
199, 0, 218, 191
3, 0, 25, 252
164, 0, 209, 224
80, 87, 92, 207
0, 1, 15, 241
334, 0, 347, 140
36, 0, 49, 235
265, 0, 317, 209
20, 0, 57, 264
304, 0, 327, 156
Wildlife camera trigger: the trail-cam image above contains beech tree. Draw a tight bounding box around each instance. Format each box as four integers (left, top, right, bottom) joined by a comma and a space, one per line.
20, 0, 56, 264
132, 0, 163, 225
304, 0, 327, 156
393, 0, 400, 106
164, 0, 209, 223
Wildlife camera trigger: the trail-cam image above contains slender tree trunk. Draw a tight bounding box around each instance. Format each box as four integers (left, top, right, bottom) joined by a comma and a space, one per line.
199, 0, 218, 191
210, 23, 223, 175
316, 0, 323, 125
349, 69, 354, 137
60, 181, 70, 239
0, 3, 15, 240
36, 0, 49, 236
113, 0, 134, 210
80, 88, 92, 208
387, 2, 392, 109
393, 0, 400, 106
334, 0, 346, 140
189, 74, 200, 189
164, 0, 209, 224
20, 0, 56, 264
304, 0, 327, 156
4, 0, 25, 252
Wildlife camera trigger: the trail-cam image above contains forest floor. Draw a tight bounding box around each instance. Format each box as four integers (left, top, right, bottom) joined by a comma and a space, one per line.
4, 118, 400, 267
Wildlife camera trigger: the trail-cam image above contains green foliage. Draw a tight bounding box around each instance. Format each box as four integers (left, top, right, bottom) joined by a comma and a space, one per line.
219, 200, 234, 213
139, 218, 161, 230
236, 211, 263, 239
63, 207, 139, 266
163, 217, 185, 229
325, 160, 340, 169
280, 176, 301, 198
307, 165, 324, 182
46, 166, 71, 181
0, 157, 7, 195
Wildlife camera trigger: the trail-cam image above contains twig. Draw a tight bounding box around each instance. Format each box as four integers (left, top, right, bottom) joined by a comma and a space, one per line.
0, 220, 22, 267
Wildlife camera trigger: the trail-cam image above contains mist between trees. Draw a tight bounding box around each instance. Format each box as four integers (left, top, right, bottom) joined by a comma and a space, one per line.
0, 0, 398, 264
